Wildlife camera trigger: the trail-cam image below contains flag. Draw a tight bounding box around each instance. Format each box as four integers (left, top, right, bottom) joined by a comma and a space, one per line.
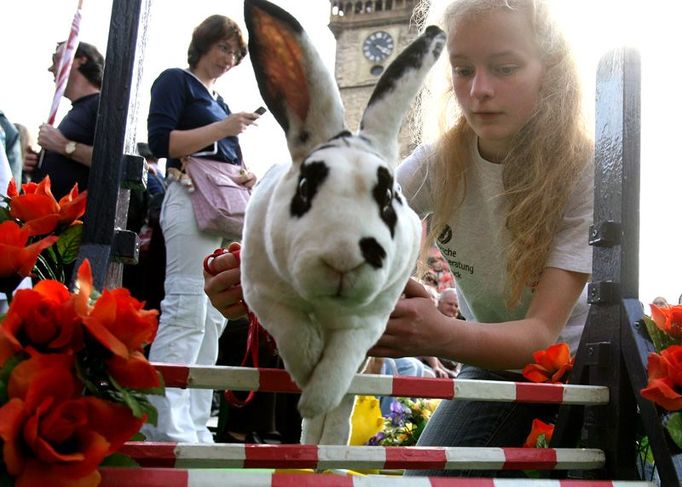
47, 0, 84, 126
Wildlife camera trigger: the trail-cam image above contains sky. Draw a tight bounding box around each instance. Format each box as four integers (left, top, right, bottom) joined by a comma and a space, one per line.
1, 0, 680, 306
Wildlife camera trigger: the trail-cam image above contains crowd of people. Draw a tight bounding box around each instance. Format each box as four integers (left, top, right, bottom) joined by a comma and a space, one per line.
0, 0, 663, 479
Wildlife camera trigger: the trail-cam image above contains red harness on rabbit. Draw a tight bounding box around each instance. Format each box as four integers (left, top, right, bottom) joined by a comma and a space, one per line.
203, 248, 277, 407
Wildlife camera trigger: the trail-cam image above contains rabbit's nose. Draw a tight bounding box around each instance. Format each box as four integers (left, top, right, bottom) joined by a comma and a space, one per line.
359, 237, 386, 269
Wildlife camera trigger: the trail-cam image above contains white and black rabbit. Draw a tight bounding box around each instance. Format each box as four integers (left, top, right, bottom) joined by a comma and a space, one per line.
241, 0, 445, 445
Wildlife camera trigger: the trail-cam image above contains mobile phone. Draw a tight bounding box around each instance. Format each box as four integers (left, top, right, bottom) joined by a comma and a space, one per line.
254, 106, 267, 115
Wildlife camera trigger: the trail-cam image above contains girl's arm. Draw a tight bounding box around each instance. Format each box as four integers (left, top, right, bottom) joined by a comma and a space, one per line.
369, 267, 588, 370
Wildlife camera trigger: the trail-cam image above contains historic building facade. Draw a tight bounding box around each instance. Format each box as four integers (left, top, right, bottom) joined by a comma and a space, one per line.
329, 0, 420, 157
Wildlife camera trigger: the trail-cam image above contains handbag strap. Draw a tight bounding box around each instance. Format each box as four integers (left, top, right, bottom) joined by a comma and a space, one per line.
182, 69, 248, 171
203, 248, 277, 408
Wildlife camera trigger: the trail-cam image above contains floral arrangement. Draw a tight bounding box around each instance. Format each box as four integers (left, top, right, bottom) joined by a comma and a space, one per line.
524, 418, 555, 448
367, 397, 440, 447
639, 303, 682, 448
522, 342, 574, 384
520, 342, 574, 451
1, 177, 86, 294
0, 178, 163, 486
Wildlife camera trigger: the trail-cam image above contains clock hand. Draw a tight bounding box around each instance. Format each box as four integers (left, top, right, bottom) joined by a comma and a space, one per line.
377, 45, 391, 55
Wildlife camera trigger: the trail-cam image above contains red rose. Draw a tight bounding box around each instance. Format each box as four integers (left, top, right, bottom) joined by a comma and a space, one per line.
0, 220, 58, 278
641, 345, 682, 411
524, 418, 555, 448
0, 354, 146, 487
7, 176, 86, 236
2, 279, 84, 355
650, 304, 682, 339
81, 271, 160, 389
522, 342, 574, 384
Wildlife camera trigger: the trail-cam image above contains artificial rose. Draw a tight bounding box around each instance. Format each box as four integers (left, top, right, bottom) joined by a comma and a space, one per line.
0, 328, 21, 367
650, 304, 682, 340
82, 283, 160, 389
524, 418, 555, 448
641, 345, 682, 411
522, 342, 574, 384
0, 353, 145, 487
7, 177, 86, 236
1, 279, 84, 355
0, 220, 58, 278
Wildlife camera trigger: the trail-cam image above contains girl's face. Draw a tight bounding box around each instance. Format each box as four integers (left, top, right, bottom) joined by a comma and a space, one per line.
447, 8, 545, 162
197, 37, 240, 79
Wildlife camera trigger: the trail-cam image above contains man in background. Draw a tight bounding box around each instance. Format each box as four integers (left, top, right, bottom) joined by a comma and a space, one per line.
24, 41, 104, 199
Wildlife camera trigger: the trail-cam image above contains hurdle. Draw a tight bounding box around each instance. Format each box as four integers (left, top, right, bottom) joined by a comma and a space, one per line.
80, 0, 680, 482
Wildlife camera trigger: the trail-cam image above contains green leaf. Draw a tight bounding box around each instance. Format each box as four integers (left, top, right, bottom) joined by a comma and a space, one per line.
100, 453, 140, 467
0, 352, 26, 403
0, 469, 13, 487
536, 432, 549, 448
56, 224, 83, 265
642, 316, 680, 352
0, 205, 11, 223
666, 412, 682, 449
130, 432, 147, 441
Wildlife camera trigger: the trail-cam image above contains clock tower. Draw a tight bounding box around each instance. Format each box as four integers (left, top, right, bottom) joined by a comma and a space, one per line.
329, 0, 420, 157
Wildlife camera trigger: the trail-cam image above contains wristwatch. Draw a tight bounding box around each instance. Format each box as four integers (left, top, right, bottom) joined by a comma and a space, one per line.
64, 140, 77, 157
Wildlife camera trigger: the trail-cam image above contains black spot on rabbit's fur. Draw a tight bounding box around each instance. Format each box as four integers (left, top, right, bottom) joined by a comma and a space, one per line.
290, 161, 329, 217
330, 130, 352, 141
359, 237, 386, 269
373, 167, 397, 238
365, 26, 445, 112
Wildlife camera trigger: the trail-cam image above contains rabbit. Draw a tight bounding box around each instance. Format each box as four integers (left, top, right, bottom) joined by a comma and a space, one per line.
241, 0, 446, 445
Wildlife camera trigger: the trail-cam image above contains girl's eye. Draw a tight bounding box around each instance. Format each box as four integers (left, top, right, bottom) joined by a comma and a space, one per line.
495, 64, 519, 76
452, 66, 473, 77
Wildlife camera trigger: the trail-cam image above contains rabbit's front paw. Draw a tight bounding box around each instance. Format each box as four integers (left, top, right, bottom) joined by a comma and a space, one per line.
297, 382, 345, 419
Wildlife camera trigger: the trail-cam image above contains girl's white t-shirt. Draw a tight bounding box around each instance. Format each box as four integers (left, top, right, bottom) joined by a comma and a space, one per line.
397, 141, 594, 354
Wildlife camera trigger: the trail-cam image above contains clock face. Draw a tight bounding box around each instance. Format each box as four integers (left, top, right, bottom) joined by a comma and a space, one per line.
362, 31, 394, 63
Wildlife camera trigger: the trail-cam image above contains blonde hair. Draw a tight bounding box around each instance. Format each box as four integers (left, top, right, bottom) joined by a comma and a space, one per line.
414, 0, 593, 308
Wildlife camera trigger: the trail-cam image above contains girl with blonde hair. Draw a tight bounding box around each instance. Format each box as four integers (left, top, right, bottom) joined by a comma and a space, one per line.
367, 0, 594, 476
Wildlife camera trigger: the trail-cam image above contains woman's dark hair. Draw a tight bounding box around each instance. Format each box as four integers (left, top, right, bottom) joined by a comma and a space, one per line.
187, 15, 247, 68
57, 41, 105, 88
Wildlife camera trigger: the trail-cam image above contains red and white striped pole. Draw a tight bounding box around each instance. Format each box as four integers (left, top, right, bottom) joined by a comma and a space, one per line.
47, 0, 83, 126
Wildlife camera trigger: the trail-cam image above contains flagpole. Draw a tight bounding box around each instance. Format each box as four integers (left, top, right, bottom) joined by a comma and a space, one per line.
39, 0, 84, 168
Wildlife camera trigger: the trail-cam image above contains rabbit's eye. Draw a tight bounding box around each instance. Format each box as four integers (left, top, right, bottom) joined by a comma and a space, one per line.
381, 189, 393, 215
298, 178, 308, 200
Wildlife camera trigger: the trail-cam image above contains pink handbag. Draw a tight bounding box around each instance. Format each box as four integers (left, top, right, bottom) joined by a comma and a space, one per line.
183, 156, 251, 238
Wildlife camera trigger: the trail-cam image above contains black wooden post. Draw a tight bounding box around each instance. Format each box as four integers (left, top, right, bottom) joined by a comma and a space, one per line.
552, 48, 641, 480
74, 0, 152, 291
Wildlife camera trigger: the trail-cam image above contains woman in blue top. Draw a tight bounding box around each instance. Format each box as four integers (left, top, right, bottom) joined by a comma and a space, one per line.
143, 15, 259, 444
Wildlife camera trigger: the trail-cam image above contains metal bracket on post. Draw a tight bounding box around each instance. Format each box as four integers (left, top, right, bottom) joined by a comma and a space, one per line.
122, 154, 148, 191
112, 229, 139, 265
589, 221, 622, 247
587, 281, 621, 305
584, 342, 611, 367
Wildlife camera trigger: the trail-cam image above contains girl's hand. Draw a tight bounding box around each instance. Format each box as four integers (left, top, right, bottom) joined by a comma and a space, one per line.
222, 112, 259, 137
369, 278, 454, 358
203, 242, 247, 319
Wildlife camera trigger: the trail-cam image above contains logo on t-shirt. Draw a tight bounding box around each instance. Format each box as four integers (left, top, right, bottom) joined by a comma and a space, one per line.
438, 225, 452, 245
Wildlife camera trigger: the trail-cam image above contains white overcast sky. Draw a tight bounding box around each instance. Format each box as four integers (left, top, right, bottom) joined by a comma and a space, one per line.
1, 0, 681, 306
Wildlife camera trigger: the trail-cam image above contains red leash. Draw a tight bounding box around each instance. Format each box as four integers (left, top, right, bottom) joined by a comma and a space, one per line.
203, 248, 277, 407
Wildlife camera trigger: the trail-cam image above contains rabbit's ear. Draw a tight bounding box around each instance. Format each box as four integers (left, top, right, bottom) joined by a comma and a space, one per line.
245, 0, 346, 163
359, 26, 446, 166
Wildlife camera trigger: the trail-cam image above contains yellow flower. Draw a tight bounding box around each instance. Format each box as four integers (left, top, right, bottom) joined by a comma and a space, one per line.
350, 396, 384, 445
